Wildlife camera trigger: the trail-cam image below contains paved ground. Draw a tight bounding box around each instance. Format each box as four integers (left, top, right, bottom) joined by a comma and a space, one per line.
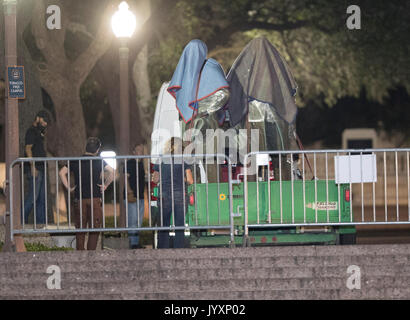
2, 244, 410, 299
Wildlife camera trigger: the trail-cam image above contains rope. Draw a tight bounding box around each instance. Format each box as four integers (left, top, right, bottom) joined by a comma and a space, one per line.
294, 131, 315, 179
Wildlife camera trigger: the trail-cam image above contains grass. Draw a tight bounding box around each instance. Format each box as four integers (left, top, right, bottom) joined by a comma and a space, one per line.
0, 216, 155, 252
0, 240, 73, 252
24, 242, 74, 252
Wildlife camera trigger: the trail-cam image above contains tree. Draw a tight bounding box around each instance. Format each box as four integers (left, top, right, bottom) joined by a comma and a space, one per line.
151, 0, 410, 108
8, 0, 410, 153
29, 0, 116, 156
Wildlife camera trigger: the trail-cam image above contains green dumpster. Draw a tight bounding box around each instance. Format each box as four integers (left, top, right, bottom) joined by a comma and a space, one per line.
186, 180, 352, 226
153, 180, 355, 246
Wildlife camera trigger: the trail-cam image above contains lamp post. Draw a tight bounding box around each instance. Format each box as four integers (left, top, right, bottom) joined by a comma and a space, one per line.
111, 1, 136, 227
3, 0, 23, 252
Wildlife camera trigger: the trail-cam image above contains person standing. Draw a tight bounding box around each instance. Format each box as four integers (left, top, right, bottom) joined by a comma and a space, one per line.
124, 143, 145, 249
22, 110, 50, 226
152, 137, 193, 249
59, 137, 114, 250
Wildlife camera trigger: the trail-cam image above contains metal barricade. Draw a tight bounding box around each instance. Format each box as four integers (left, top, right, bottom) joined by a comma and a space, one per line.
242, 148, 410, 244
9, 148, 410, 248
8, 153, 235, 248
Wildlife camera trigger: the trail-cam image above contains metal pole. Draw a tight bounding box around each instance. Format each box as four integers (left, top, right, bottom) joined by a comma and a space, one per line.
119, 40, 130, 228
228, 159, 234, 248
4, 0, 22, 252
243, 153, 249, 246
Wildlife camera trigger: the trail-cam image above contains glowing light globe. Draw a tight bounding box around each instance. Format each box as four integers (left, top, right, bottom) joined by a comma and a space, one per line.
111, 1, 137, 38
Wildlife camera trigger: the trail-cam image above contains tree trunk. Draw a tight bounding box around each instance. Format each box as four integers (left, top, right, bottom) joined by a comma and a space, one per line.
48, 84, 86, 156
29, 0, 114, 156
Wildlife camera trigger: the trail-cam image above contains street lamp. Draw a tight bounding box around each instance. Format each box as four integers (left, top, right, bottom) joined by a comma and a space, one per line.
111, 1, 137, 38
111, 1, 137, 156
111, 1, 137, 227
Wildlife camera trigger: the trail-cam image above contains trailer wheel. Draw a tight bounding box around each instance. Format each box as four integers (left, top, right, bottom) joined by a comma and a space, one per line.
339, 233, 356, 245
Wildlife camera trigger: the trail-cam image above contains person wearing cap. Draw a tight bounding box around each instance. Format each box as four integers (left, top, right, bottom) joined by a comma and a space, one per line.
22, 110, 50, 226
59, 137, 114, 250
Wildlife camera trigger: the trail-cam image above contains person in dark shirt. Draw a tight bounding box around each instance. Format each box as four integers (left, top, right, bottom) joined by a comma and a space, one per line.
22, 110, 50, 226
59, 137, 114, 250
153, 137, 193, 249
124, 143, 145, 249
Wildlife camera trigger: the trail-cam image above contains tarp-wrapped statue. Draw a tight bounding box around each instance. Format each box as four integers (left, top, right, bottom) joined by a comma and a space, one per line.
167, 39, 230, 181
167, 39, 229, 139
227, 37, 299, 179
155, 37, 299, 180
227, 37, 298, 151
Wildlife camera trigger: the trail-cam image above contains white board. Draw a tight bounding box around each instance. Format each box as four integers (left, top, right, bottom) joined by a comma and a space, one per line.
150, 82, 181, 164
334, 154, 377, 184
256, 154, 270, 166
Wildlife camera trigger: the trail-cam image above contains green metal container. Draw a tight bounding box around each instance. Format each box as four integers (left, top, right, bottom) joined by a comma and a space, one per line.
153, 180, 354, 246
186, 180, 351, 226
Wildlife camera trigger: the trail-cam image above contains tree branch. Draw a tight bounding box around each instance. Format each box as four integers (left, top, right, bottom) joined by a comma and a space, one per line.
72, 1, 117, 84
31, 0, 67, 70
67, 22, 94, 39
127, 0, 179, 61
46, 0, 68, 51
242, 20, 308, 32
207, 19, 309, 51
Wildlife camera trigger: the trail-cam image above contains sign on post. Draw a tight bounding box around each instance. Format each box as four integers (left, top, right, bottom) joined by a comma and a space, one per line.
7, 66, 25, 99
335, 154, 377, 184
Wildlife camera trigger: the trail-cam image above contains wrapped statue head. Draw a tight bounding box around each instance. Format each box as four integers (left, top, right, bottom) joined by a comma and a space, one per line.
227, 37, 298, 152
227, 37, 298, 127
167, 40, 230, 126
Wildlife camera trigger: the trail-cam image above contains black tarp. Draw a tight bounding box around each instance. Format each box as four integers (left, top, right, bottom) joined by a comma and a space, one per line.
226, 37, 298, 126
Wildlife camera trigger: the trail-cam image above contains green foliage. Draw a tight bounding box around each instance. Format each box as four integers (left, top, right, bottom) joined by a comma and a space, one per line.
0, 241, 74, 252
24, 242, 74, 252
17, 0, 410, 148
148, 38, 185, 97
148, 0, 410, 110
148, 0, 212, 98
